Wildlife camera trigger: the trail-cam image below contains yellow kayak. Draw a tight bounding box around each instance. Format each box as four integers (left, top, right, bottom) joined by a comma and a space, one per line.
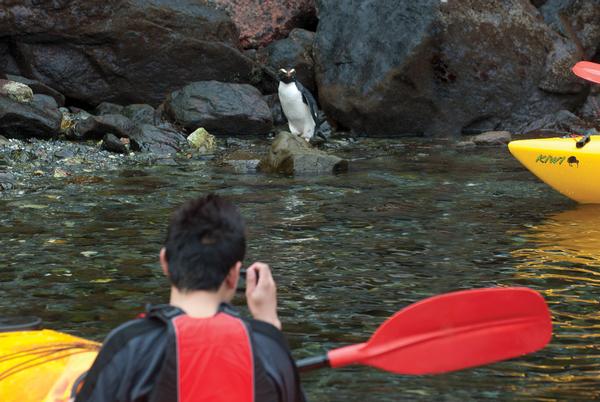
508, 135, 600, 204
0, 329, 99, 402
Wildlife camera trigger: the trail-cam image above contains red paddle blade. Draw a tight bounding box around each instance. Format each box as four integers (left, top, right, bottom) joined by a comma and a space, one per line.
328, 287, 552, 375
572, 61, 600, 84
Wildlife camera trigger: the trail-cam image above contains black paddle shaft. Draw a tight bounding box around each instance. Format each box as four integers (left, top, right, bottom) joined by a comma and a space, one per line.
296, 354, 330, 372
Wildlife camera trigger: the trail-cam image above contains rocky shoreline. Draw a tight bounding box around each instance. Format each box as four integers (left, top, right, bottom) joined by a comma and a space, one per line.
1, 0, 599, 192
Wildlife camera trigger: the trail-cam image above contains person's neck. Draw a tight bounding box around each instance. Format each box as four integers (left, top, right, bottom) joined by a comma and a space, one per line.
169, 287, 229, 318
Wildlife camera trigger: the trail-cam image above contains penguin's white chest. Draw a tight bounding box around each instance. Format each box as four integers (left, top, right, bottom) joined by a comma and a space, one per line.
278, 82, 315, 139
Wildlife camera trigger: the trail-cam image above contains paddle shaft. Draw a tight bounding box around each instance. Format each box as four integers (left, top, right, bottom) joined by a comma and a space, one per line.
296, 355, 330, 372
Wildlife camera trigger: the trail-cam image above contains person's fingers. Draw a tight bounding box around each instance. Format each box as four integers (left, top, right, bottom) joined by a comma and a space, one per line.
245, 265, 258, 297
249, 262, 273, 286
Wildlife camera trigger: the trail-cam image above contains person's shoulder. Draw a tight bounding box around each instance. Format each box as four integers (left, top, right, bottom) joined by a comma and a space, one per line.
246, 318, 291, 351
103, 316, 164, 344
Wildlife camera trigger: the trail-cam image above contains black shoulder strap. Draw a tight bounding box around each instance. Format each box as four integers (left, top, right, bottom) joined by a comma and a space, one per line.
75, 305, 184, 401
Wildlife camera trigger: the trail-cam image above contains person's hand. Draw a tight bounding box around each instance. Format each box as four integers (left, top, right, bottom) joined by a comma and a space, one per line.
245, 262, 281, 330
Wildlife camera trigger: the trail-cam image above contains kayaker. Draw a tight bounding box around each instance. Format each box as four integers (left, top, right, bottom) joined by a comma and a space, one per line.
75, 194, 305, 402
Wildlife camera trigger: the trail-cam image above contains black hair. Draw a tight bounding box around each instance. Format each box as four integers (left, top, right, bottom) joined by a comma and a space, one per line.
164, 194, 246, 291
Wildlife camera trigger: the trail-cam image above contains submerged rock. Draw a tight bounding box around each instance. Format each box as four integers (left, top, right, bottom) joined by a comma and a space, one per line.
221, 149, 263, 173
164, 81, 273, 135
0, 172, 15, 191
259, 131, 348, 175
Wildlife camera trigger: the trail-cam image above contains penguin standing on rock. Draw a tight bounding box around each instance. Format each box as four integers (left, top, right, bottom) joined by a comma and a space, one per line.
277, 68, 322, 142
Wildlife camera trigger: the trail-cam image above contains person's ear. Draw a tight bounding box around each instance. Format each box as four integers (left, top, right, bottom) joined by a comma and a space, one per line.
160, 248, 169, 277
225, 261, 242, 289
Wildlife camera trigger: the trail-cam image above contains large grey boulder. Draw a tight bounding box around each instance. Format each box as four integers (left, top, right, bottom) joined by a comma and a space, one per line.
164, 81, 273, 135
259, 131, 347, 175
0, 1, 257, 106
313, 0, 587, 137
0, 96, 61, 139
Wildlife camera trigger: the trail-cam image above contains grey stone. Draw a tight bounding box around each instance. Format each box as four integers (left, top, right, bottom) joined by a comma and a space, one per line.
259, 131, 348, 175
95, 102, 124, 116
164, 81, 273, 135
519, 110, 585, 135
74, 114, 134, 140
470, 131, 512, 146
0, 96, 60, 139
129, 124, 187, 155
6, 74, 66, 106
221, 149, 262, 173
32, 94, 59, 111
122, 104, 155, 126
101, 133, 128, 154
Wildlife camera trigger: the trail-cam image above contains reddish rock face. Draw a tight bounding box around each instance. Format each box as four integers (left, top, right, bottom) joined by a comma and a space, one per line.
213, 0, 317, 48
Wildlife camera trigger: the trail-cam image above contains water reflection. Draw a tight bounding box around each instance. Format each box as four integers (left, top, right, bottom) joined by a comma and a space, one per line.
511, 205, 600, 400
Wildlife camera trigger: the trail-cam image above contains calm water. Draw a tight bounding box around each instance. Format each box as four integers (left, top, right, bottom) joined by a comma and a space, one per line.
1, 138, 598, 401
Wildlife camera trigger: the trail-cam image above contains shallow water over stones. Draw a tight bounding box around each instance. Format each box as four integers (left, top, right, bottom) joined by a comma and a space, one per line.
1, 138, 598, 401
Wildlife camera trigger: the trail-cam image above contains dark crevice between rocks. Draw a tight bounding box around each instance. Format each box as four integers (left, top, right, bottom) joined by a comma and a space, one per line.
461, 116, 501, 136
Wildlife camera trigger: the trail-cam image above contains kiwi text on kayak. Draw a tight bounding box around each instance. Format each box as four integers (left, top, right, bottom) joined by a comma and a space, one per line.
535, 154, 580, 167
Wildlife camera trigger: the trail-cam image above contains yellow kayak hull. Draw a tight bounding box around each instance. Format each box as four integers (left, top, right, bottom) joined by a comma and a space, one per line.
0, 329, 99, 402
508, 136, 600, 204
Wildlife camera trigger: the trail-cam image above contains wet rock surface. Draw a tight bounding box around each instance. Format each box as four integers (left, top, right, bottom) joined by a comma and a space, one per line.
0, 1, 256, 106
6, 75, 66, 106
122, 104, 155, 127
164, 81, 273, 136
0, 80, 33, 103
314, 0, 590, 137
257, 28, 317, 93
101, 133, 128, 154
129, 124, 187, 156
519, 109, 587, 135
259, 131, 348, 175
74, 114, 135, 141
0, 96, 61, 140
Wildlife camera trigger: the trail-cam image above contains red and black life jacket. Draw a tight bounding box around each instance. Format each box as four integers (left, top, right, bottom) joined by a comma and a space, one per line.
76, 304, 303, 402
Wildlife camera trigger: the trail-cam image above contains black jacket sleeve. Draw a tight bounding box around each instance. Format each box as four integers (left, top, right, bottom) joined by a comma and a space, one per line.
75, 320, 167, 402
249, 319, 307, 402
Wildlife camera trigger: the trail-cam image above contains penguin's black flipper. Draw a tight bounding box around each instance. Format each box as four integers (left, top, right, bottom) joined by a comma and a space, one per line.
294, 81, 321, 128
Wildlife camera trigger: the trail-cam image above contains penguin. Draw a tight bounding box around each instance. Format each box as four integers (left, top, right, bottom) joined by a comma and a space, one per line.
277, 68, 321, 141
